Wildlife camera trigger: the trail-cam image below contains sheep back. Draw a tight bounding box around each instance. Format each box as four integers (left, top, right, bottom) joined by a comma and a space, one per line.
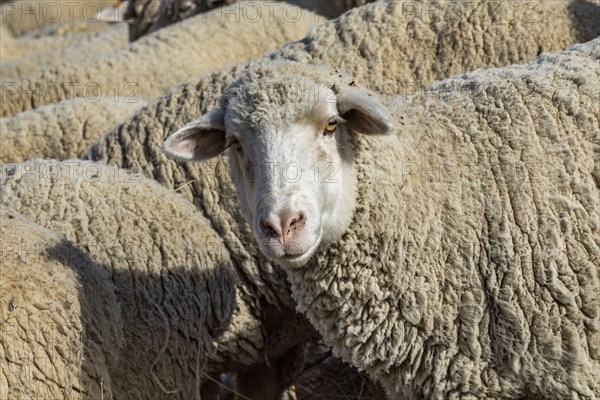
0, 97, 145, 164
0, 0, 324, 117
0, 160, 237, 400
0, 209, 122, 400
287, 39, 600, 399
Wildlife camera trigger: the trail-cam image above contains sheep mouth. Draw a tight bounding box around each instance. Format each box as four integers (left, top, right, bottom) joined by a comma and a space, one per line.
274, 236, 321, 269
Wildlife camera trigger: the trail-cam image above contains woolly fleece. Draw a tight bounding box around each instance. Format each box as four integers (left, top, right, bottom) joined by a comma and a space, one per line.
0, 0, 324, 117
0, 0, 114, 37
1, 23, 128, 79
86, 0, 600, 315
0, 160, 237, 400
284, 39, 600, 399
126, 0, 373, 40
0, 97, 145, 164
0, 209, 122, 400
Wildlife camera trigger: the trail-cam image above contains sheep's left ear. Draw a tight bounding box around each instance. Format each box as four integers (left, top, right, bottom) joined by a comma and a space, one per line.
162, 109, 227, 162
336, 87, 394, 135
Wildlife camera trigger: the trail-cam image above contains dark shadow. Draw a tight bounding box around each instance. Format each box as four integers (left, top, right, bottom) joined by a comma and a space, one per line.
568, 0, 600, 42
285, 0, 363, 19
47, 239, 237, 399
126, 0, 369, 41
46, 236, 318, 400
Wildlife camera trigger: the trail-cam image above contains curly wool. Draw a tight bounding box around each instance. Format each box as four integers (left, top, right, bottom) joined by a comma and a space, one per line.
0, 0, 323, 117
85, 0, 600, 338
83, 1, 600, 391
0, 98, 145, 164
0, 209, 122, 400
125, 0, 374, 41
0, 160, 237, 400
126, 0, 236, 41
286, 39, 600, 399
1, 23, 128, 80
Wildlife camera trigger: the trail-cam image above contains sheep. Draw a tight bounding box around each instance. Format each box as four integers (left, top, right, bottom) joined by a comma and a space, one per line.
1, 23, 128, 80
0, 97, 145, 164
86, 0, 600, 170
82, 1, 599, 396
124, 0, 372, 41
0, 0, 114, 37
0, 159, 314, 400
85, 0, 600, 312
125, 0, 235, 41
0, 208, 122, 400
0, 0, 324, 117
161, 37, 600, 399
0, 21, 119, 64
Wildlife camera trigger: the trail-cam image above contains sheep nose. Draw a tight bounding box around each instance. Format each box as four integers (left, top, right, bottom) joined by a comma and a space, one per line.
260, 210, 306, 242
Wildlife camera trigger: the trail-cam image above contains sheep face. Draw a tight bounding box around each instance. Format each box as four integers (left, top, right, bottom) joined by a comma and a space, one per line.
163, 62, 394, 268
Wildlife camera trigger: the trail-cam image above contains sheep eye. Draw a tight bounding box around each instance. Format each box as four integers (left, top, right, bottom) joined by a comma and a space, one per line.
323, 119, 338, 136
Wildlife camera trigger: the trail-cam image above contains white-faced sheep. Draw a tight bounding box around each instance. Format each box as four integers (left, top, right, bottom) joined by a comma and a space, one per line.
161, 38, 600, 399
0, 209, 122, 400
0, 97, 145, 164
0, 0, 324, 117
82, 1, 600, 397
85, 0, 600, 347
0, 159, 313, 400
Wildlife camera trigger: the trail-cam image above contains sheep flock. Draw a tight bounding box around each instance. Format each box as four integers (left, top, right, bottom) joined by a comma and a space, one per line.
1, 0, 598, 399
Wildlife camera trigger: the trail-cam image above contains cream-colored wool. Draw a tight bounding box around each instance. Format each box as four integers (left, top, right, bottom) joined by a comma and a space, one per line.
273, 0, 600, 95
278, 40, 599, 399
0, 209, 122, 400
0, 21, 117, 64
85, 0, 600, 325
0, 0, 324, 117
1, 23, 127, 78
0, 160, 237, 400
125, 0, 373, 41
0, 97, 144, 164
126, 0, 236, 41
82, 1, 600, 396
0, 0, 115, 37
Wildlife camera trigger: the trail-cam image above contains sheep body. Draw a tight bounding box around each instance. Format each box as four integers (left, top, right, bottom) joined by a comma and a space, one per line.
272, 0, 600, 95
85, 0, 600, 319
0, 97, 145, 164
82, 1, 599, 397
0, 22, 114, 64
0, 209, 122, 400
125, 0, 373, 40
1, 23, 127, 79
283, 39, 600, 399
0, 0, 115, 37
0, 160, 237, 400
125, 0, 235, 41
0, 0, 323, 117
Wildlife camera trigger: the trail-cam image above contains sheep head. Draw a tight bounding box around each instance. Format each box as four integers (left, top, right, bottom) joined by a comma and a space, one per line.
162, 61, 394, 268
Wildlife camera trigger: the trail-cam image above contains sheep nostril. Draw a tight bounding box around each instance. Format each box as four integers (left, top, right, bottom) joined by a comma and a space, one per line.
261, 218, 281, 238
286, 212, 306, 234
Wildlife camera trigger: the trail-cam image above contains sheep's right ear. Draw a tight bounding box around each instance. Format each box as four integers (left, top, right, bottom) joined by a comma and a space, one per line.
162, 109, 227, 162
